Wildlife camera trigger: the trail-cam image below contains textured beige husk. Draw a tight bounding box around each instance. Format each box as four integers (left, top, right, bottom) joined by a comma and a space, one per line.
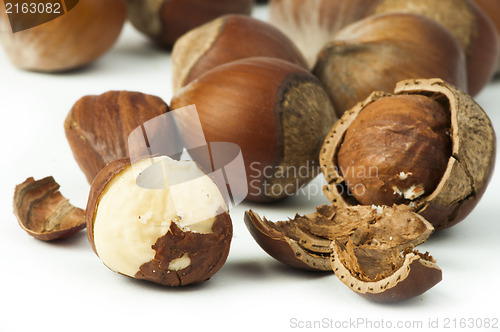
320, 78, 496, 229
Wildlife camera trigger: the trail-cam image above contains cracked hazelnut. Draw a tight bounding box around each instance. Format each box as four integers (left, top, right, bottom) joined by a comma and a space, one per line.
64, 91, 171, 184
313, 13, 467, 117
86, 156, 232, 286
13, 176, 85, 241
125, 0, 253, 48
171, 14, 308, 93
320, 78, 496, 230
0, 0, 126, 72
171, 57, 336, 202
245, 204, 441, 301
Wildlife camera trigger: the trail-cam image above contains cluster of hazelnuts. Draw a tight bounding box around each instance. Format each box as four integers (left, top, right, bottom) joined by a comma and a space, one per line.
8, 0, 499, 301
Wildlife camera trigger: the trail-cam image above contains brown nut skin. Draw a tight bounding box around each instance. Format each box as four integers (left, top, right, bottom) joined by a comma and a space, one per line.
320, 78, 496, 230
0, 0, 126, 72
171, 57, 336, 202
13, 177, 85, 241
269, 0, 380, 68
313, 13, 468, 117
126, 0, 253, 48
337, 94, 452, 206
64, 91, 170, 184
372, 0, 500, 96
171, 14, 308, 93
473, 0, 500, 74
86, 158, 233, 286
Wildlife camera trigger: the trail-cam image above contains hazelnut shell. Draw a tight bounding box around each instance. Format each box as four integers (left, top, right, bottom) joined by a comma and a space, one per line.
171, 57, 336, 202
13, 176, 85, 241
0, 0, 126, 72
313, 13, 468, 116
320, 78, 496, 229
171, 14, 308, 93
64, 91, 170, 184
244, 204, 433, 272
126, 0, 253, 48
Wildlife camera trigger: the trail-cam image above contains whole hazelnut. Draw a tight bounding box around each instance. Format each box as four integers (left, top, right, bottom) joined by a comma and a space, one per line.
125, 0, 253, 48
313, 13, 467, 117
472, 0, 500, 74
320, 78, 496, 230
372, 0, 500, 96
64, 91, 171, 184
171, 57, 336, 202
86, 156, 232, 286
0, 0, 126, 72
171, 14, 308, 93
269, 0, 379, 68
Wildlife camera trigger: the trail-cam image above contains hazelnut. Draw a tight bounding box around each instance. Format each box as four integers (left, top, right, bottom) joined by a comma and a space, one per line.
472, 0, 500, 74
125, 0, 253, 48
320, 78, 496, 230
64, 91, 171, 184
337, 94, 451, 206
372, 0, 500, 96
269, 0, 379, 68
0, 0, 126, 72
171, 14, 308, 93
313, 13, 467, 117
13, 176, 85, 241
86, 156, 232, 286
245, 204, 441, 301
171, 57, 336, 202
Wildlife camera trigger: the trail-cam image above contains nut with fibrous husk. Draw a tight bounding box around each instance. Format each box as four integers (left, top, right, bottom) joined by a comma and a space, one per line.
0, 0, 126, 72
126, 0, 253, 48
313, 13, 468, 117
171, 57, 336, 202
269, 0, 379, 69
13, 177, 85, 241
244, 204, 441, 301
86, 156, 232, 286
171, 14, 308, 93
64, 91, 171, 184
372, 0, 499, 96
320, 78, 496, 230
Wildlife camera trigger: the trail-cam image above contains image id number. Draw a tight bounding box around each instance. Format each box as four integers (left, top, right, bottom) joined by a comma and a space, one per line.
5, 2, 62, 14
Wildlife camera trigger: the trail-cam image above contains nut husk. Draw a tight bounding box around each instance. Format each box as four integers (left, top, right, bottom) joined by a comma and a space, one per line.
13, 176, 85, 241
320, 78, 496, 230
171, 14, 308, 93
64, 91, 171, 184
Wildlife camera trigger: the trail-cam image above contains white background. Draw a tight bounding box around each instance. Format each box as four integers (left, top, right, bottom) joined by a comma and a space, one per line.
1, 5, 499, 332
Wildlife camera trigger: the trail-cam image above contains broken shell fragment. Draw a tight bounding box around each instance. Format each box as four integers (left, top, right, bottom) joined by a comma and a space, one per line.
331, 242, 442, 302
13, 176, 85, 241
244, 204, 433, 271
86, 156, 232, 286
